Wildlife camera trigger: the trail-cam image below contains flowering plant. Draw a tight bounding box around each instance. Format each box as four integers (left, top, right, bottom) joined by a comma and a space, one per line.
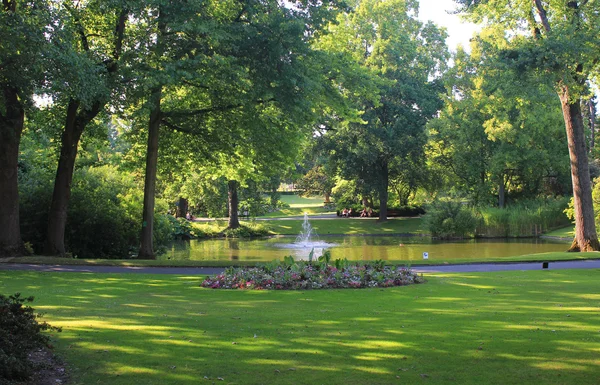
201, 259, 424, 290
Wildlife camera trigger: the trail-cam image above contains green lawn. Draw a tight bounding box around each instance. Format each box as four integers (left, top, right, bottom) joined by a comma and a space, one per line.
544, 225, 575, 239
278, 195, 327, 208
264, 217, 425, 235
1, 270, 598, 384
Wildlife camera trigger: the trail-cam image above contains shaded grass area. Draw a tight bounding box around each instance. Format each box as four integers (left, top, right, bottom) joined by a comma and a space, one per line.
7, 251, 599, 268
1, 270, 598, 384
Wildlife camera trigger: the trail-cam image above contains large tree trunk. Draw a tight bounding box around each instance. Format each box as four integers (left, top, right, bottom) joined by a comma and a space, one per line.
228, 180, 240, 229
559, 88, 599, 251
378, 162, 389, 221
0, 86, 24, 257
138, 88, 162, 259
44, 100, 100, 256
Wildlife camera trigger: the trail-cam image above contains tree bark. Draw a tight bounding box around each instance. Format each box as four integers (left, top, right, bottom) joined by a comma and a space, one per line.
589, 98, 596, 150
378, 162, 389, 221
228, 180, 240, 229
176, 197, 188, 218
138, 87, 162, 259
559, 88, 600, 251
0, 86, 24, 257
44, 100, 101, 256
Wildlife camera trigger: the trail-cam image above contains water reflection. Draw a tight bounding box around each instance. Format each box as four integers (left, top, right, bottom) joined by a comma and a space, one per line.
163, 236, 568, 262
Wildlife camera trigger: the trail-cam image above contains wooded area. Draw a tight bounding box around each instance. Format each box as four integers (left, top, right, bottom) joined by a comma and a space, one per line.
1, 0, 599, 258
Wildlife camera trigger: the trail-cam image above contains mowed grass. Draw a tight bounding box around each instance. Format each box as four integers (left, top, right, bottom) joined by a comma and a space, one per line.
544, 225, 575, 239
279, 195, 327, 208
264, 217, 425, 235
1, 270, 599, 384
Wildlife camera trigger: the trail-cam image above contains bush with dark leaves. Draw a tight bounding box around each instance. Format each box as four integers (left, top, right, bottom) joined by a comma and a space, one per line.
0, 293, 61, 382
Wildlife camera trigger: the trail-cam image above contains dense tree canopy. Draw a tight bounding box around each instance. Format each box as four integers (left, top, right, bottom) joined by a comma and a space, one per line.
2, 0, 598, 258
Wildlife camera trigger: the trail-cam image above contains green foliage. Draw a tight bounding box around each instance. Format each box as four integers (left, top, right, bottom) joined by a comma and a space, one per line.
426, 201, 479, 239
477, 198, 570, 237
0, 293, 61, 382
66, 166, 141, 258
221, 223, 270, 238
166, 216, 197, 240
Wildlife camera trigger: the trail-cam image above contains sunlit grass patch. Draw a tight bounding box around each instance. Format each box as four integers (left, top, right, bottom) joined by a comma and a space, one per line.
0, 270, 598, 384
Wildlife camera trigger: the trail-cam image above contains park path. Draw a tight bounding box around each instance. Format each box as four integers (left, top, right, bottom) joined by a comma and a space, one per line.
1, 259, 599, 275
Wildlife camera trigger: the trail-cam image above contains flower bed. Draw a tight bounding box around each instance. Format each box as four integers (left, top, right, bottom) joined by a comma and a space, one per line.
201, 260, 424, 290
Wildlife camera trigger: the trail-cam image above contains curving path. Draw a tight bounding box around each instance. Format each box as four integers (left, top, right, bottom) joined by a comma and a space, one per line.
1, 259, 599, 275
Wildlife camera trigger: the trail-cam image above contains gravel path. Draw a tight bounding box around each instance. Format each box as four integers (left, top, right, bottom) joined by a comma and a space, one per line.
1, 260, 599, 275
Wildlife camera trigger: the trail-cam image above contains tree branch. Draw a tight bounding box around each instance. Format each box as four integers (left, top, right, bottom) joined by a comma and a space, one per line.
533, 0, 551, 33
64, 3, 90, 51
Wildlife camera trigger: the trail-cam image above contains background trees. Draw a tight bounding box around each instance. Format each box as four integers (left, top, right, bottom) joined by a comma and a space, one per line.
454, 0, 600, 250
3, 0, 599, 258
315, 0, 449, 220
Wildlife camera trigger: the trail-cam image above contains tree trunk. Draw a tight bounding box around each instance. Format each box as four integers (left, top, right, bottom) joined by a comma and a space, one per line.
228, 180, 240, 229
44, 100, 101, 256
324, 192, 331, 203
559, 88, 600, 251
498, 175, 505, 209
378, 162, 389, 221
138, 88, 162, 259
176, 197, 188, 218
0, 86, 24, 257
589, 99, 596, 150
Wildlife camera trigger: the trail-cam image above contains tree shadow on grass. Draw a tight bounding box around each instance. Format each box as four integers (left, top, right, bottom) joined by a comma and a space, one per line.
1, 270, 598, 384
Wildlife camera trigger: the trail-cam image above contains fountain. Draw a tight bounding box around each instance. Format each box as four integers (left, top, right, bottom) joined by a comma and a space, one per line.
274, 213, 335, 259
296, 213, 316, 245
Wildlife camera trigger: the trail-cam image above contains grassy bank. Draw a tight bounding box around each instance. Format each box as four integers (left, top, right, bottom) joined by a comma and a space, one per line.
191, 217, 425, 237
1, 270, 598, 384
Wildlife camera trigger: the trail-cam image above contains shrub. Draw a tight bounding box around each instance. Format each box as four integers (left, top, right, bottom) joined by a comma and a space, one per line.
221, 222, 271, 238
0, 294, 61, 382
202, 259, 423, 290
426, 200, 479, 239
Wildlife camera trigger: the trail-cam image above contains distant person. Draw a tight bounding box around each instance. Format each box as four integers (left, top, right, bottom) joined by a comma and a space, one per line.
368, 207, 373, 217
348, 208, 353, 217
342, 208, 348, 217
360, 208, 367, 217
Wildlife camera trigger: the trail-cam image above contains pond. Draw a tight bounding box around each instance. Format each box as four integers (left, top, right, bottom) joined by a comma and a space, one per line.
162, 235, 568, 262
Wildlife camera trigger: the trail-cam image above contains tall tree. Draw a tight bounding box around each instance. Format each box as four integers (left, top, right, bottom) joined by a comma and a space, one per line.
454, 0, 600, 250
135, 0, 347, 257
319, 0, 449, 220
0, 0, 52, 256
44, 0, 129, 256
428, 41, 569, 206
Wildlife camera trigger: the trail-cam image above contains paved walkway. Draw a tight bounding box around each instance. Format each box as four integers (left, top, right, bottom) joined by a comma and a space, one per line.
1, 260, 599, 275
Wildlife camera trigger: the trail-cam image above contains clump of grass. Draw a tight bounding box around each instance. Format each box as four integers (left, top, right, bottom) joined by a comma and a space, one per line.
476, 198, 570, 237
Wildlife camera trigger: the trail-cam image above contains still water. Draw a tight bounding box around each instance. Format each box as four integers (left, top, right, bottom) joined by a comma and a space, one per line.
163, 236, 568, 262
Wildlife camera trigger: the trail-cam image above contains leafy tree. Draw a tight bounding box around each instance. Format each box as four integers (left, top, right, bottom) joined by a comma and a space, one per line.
428, 41, 569, 207
454, 0, 600, 250
42, 0, 130, 256
0, 0, 54, 256
318, 0, 449, 220
134, 0, 348, 256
